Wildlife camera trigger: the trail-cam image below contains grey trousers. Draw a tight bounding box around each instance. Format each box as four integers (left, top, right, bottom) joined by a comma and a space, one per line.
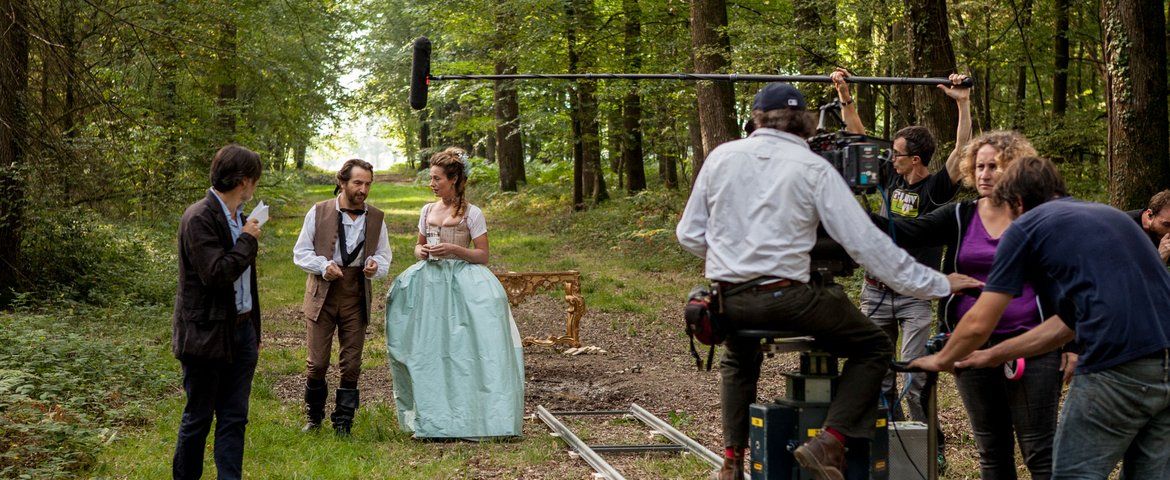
859, 284, 933, 421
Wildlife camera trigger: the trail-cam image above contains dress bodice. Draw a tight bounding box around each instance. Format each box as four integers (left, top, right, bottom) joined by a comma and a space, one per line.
424, 203, 473, 260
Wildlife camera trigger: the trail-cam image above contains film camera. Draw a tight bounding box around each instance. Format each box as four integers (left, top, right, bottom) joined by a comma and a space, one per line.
803, 99, 893, 279
806, 99, 891, 194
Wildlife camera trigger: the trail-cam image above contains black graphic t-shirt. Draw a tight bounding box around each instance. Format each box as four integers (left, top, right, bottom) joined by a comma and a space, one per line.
877, 166, 960, 270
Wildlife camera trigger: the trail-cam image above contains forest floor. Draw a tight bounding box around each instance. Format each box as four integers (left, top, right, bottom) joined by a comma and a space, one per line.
73, 176, 1047, 479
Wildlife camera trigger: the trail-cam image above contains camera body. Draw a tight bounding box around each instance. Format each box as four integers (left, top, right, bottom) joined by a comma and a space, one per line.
806, 99, 891, 194
807, 131, 889, 194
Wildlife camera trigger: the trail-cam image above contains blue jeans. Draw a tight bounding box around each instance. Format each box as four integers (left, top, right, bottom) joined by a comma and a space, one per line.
1052, 351, 1170, 479
172, 321, 259, 480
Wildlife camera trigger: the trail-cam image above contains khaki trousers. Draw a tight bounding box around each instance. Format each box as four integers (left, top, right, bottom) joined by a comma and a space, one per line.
305, 267, 366, 383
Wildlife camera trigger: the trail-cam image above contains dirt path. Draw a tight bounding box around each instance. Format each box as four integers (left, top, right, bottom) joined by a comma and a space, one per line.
264, 295, 797, 464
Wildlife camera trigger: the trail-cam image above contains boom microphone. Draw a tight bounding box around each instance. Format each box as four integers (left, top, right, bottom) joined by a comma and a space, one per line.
409, 37, 975, 110
410, 36, 431, 110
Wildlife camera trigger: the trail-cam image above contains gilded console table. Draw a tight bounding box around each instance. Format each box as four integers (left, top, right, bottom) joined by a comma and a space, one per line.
495, 270, 585, 348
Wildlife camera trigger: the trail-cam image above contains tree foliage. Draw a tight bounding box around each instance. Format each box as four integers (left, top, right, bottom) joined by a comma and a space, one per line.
360, 0, 1150, 204
0, 0, 355, 302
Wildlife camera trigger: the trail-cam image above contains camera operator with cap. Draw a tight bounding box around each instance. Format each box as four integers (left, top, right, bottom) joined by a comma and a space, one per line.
676, 82, 983, 480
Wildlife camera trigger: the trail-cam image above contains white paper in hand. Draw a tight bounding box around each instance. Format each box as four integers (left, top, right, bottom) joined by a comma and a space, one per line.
248, 201, 269, 227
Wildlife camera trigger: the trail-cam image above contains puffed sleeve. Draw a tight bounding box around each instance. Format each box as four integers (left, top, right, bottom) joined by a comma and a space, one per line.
466, 205, 488, 239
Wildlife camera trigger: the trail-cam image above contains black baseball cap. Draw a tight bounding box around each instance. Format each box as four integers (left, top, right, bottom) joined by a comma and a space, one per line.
752, 82, 807, 111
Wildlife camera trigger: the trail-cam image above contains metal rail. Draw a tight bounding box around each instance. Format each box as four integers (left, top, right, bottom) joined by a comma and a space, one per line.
536, 405, 625, 480
537, 403, 729, 480
629, 403, 723, 469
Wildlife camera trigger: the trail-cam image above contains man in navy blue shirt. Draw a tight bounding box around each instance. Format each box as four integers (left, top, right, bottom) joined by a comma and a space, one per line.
911, 156, 1170, 478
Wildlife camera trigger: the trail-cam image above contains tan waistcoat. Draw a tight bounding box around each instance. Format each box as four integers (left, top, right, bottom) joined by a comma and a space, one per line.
301, 198, 385, 323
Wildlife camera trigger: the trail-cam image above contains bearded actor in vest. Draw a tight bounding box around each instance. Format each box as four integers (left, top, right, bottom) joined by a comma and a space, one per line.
292, 158, 392, 435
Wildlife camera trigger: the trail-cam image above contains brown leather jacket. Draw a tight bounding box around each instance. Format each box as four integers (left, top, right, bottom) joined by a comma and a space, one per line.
172, 190, 261, 363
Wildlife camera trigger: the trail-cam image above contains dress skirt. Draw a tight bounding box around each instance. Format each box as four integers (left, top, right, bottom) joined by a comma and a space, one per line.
385, 258, 525, 438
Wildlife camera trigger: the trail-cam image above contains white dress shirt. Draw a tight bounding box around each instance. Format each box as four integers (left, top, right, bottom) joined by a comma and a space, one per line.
676, 128, 950, 300
293, 197, 392, 279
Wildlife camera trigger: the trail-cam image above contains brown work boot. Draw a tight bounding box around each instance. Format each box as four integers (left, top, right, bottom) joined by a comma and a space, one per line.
709, 450, 744, 480
793, 430, 846, 480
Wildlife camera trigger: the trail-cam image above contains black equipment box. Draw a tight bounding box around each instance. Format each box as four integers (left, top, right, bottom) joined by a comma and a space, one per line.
748, 401, 889, 480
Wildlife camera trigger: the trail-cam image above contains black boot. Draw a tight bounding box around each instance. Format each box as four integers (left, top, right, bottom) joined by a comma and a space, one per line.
331, 388, 360, 436
302, 379, 328, 432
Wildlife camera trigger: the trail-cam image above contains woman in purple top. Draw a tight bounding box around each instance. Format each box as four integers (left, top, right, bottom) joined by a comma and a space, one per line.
872, 130, 1073, 480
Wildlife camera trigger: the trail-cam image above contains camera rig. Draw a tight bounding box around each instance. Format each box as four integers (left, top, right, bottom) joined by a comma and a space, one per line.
804, 100, 894, 279
808, 99, 892, 195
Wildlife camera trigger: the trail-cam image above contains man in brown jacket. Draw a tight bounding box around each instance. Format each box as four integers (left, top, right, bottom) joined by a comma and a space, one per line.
172, 144, 262, 480
292, 158, 391, 435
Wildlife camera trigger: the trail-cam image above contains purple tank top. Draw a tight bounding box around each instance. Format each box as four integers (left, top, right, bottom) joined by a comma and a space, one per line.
954, 208, 1041, 335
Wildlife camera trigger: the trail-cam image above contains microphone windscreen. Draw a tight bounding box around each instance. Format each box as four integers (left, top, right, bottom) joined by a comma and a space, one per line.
410, 37, 431, 110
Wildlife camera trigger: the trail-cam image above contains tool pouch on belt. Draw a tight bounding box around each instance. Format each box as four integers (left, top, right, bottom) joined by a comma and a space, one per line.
684, 283, 724, 371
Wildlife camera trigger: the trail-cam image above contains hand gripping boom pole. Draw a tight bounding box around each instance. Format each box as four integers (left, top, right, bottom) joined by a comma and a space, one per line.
409, 36, 973, 110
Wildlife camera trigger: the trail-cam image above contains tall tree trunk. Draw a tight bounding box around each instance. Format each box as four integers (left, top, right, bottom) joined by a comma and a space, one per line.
216, 19, 238, 145
660, 145, 679, 189
566, 0, 585, 209
1013, 0, 1033, 129
418, 110, 431, 150
579, 79, 608, 204
294, 143, 306, 169
621, 0, 646, 193
57, 0, 78, 199
495, 63, 524, 191
1054, 0, 1070, 117
688, 95, 705, 185
1102, 0, 1170, 208
982, 13, 993, 128
160, 0, 181, 177
955, 8, 988, 131
271, 143, 285, 171
0, 0, 29, 300
688, 0, 737, 163
495, 3, 524, 192
608, 107, 624, 190
571, 0, 607, 205
890, 21, 917, 129
907, 0, 959, 168
794, 0, 837, 76
857, 13, 877, 128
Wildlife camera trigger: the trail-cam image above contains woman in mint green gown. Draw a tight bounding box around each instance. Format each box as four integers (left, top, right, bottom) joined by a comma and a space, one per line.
384, 147, 524, 439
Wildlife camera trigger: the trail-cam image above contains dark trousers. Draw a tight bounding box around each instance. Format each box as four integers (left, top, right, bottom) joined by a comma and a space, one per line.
721, 281, 893, 447
956, 347, 1062, 480
173, 320, 259, 480
306, 267, 366, 384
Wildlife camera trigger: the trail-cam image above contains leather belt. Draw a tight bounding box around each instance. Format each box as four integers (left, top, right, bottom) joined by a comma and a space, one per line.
236, 311, 252, 326
718, 278, 796, 294
864, 276, 893, 292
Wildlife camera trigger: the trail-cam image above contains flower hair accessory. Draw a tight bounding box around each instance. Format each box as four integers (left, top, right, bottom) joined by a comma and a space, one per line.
458, 151, 470, 176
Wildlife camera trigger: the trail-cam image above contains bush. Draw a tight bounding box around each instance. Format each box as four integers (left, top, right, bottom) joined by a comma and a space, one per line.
0, 307, 175, 479
17, 208, 175, 306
